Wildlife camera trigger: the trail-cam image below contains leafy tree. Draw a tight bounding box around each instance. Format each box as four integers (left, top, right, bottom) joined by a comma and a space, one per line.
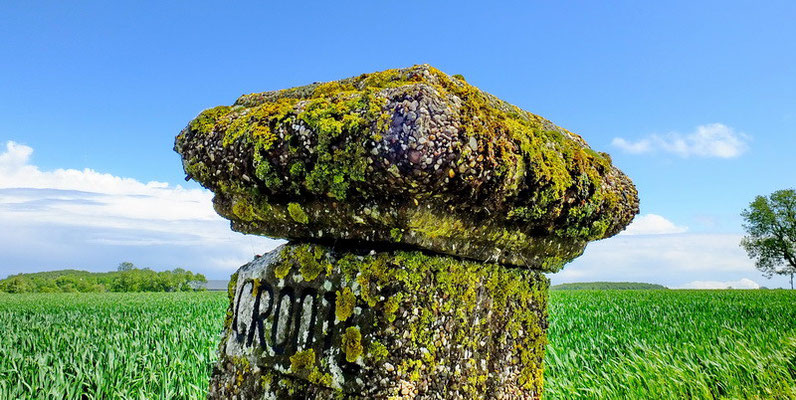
741, 189, 796, 289
0, 276, 34, 293
117, 262, 135, 272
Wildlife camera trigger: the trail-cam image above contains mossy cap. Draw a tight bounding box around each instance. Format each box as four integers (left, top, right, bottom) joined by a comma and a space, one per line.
174, 64, 638, 271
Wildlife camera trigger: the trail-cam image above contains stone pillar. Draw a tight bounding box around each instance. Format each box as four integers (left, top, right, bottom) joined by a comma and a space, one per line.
174, 65, 638, 399
210, 243, 548, 399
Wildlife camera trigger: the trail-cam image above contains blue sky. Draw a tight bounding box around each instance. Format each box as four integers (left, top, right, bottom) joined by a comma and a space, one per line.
1, 1, 794, 288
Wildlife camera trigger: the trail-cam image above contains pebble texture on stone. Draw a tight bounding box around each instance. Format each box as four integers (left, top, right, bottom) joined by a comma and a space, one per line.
174, 65, 638, 271
210, 242, 548, 399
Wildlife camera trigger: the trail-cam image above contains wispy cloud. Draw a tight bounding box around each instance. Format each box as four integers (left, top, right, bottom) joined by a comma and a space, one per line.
621, 214, 688, 236
0, 141, 281, 278
678, 278, 760, 289
612, 123, 750, 158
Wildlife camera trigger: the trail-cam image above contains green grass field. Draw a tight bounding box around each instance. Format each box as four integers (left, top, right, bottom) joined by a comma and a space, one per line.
0, 292, 227, 399
546, 290, 796, 399
1, 290, 794, 399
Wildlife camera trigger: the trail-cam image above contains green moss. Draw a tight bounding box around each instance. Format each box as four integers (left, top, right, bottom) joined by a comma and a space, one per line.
189, 106, 231, 134
274, 259, 292, 280
293, 244, 329, 282
260, 371, 274, 390
335, 287, 356, 322
232, 198, 256, 222
227, 272, 239, 302
223, 272, 239, 330
183, 160, 210, 182
287, 203, 309, 224
341, 326, 363, 363
366, 340, 388, 362
229, 355, 252, 391
253, 150, 283, 190
297, 93, 385, 200
289, 161, 305, 177
307, 370, 334, 387
382, 294, 402, 323
250, 278, 261, 297
224, 98, 297, 148
389, 228, 403, 242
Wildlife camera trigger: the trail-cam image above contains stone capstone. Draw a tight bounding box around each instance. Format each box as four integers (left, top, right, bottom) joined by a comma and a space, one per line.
174, 65, 638, 271
209, 242, 548, 399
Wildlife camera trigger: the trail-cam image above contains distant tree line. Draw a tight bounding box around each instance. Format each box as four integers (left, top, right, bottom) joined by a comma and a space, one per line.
551, 282, 668, 290
0, 263, 207, 293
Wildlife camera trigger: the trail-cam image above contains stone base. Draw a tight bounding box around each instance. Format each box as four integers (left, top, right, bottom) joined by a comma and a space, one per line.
210, 364, 345, 399
209, 242, 548, 399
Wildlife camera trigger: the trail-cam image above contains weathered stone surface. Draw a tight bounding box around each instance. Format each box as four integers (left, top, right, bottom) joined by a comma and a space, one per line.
209, 242, 548, 399
175, 65, 638, 271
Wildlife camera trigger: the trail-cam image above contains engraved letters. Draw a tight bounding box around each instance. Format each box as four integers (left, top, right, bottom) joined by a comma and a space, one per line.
231, 278, 342, 357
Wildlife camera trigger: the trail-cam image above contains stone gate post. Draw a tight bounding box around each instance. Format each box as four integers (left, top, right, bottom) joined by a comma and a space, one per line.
175, 65, 638, 399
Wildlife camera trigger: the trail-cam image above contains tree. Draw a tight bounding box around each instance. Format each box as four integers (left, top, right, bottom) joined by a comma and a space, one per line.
741, 189, 796, 289
188, 272, 208, 291
117, 262, 135, 272
0, 276, 33, 293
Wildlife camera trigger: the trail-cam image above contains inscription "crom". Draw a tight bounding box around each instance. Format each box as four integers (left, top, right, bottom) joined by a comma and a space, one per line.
230, 278, 358, 357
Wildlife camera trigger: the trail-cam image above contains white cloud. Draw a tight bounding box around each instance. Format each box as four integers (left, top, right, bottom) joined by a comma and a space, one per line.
0, 141, 33, 169
0, 141, 282, 278
549, 232, 791, 289
611, 138, 652, 154
574, 233, 754, 275
612, 123, 749, 158
679, 278, 760, 289
621, 214, 688, 235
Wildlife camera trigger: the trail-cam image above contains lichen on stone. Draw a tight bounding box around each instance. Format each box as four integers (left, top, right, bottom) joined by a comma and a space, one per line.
335, 287, 356, 322
289, 349, 316, 372
287, 202, 308, 224
174, 64, 638, 271
210, 242, 549, 398
341, 327, 363, 363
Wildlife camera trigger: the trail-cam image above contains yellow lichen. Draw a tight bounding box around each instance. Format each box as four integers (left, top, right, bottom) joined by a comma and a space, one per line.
335, 287, 356, 322
341, 326, 363, 363
289, 348, 316, 372
287, 202, 309, 224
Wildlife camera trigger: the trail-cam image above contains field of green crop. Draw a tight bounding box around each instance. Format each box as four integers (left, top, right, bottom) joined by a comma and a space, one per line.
546, 290, 796, 399
1, 290, 794, 399
0, 292, 228, 399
